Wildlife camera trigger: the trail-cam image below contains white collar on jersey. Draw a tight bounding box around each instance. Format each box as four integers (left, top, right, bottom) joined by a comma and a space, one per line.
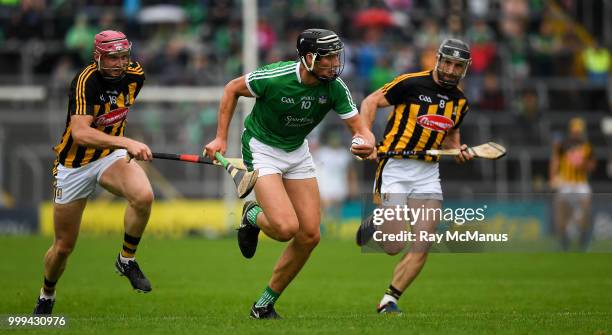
295, 61, 301, 84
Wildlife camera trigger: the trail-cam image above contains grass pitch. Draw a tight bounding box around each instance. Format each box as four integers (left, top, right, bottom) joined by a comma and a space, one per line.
1, 235, 611, 334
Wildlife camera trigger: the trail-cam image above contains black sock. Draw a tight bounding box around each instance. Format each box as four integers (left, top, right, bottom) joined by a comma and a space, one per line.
42, 277, 57, 296
121, 233, 141, 258
385, 285, 403, 300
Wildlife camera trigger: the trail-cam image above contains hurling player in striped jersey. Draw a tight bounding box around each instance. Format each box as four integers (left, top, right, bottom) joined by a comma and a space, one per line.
356, 38, 475, 314
34, 31, 154, 315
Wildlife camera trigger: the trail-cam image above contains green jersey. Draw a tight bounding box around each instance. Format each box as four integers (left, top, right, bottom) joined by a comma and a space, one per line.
243, 61, 358, 151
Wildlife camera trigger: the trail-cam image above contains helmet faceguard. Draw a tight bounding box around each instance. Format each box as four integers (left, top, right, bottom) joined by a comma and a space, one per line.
93, 30, 132, 82
434, 38, 471, 88
296, 29, 345, 83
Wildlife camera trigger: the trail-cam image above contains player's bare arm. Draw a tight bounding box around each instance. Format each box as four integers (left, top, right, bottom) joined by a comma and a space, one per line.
70, 114, 152, 161
344, 115, 375, 158
360, 89, 391, 159
204, 75, 254, 159
360, 88, 391, 129
442, 128, 473, 164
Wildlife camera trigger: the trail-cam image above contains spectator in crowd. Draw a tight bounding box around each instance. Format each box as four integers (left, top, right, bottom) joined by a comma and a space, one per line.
465, 18, 497, 103
581, 39, 610, 110
529, 19, 562, 77
65, 13, 98, 66
313, 129, 358, 227
582, 39, 610, 86
355, 27, 385, 94
442, 14, 465, 41
4, 0, 46, 40
369, 56, 395, 93
467, 0, 491, 18
500, 17, 530, 80
414, 18, 441, 50
479, 71, 505, 110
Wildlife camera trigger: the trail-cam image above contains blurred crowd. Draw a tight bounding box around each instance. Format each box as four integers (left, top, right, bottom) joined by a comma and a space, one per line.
0, 0, 610, 112
0, 0, 611, 207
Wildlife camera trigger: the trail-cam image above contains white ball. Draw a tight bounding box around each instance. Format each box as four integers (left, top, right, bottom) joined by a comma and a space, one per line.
351, 137, 365, 146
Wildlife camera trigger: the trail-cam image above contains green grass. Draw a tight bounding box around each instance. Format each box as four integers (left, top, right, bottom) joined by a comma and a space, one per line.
1, 235, 611, 334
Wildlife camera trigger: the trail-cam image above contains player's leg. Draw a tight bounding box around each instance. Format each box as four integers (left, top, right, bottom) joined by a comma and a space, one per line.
390, 199, 441, 289
553, 193, 571, 250
250, 177, 320, 319
246, 142, 319, 319
357, 159, 410, 251
251, 174, 300, 241
237, 173, 300, 259
375, 201, 410, 255
34, 199, 87, 314
378, 198, 441, 313
238, 136, 304, 259
576, 193, 593, 250
44, 200, 87, 287
35, 159, 100, 315
269, 177, 320, 291
98, 156, 154, 292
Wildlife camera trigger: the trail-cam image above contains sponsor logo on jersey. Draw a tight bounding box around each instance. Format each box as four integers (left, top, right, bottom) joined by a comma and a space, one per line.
417, 114, 454, 131
301, 96, 315, 101
419, 95, 433, 103
281, 97, 295, 104
437, 94, 449, 100
285, 115, 314, 127
94, 107, 129, 127
318, 95, 327, 104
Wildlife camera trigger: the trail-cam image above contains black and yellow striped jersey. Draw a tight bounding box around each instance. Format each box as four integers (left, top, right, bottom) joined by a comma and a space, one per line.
377, 70, 469, 162
53, 62, 145, 172
556, 138, 592, 184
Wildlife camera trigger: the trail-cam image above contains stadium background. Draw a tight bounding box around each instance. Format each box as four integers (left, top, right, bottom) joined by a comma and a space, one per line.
0, 0, 611, 333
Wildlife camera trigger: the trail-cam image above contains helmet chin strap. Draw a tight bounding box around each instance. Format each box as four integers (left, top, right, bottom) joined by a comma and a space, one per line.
300, 53, 317, 72
300, 53, 338, 83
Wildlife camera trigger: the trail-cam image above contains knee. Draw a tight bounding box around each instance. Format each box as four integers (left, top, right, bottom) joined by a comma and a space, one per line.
274, 223, 299, 242
130, 189, 154, 212
266, 215, 299, 241
381, 242, 406, 256
296, 230, 320, 249
53, 240, 76, 258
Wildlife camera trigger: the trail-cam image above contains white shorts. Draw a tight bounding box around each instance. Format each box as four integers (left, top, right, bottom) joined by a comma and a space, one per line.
557, 182, 591, 194
556, 182, 591, 202
243, 137, 316, 179
374, 158, 443, 205
53, 149, 127, 204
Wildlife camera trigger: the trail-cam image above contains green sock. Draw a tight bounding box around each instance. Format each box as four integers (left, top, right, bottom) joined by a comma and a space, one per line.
247, 205, 262, 227
255, 286, 280, 307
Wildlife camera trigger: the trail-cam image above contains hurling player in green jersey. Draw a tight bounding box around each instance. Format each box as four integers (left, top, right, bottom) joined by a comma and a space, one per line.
205, 29, 374, 319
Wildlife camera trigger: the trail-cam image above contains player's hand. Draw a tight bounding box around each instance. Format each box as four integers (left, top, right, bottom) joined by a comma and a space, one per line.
204, 137, 227, 161
455, 144, 474, 164
365, 146, 378, 161
125, 139, 152, 161
350, 136, 375, 160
